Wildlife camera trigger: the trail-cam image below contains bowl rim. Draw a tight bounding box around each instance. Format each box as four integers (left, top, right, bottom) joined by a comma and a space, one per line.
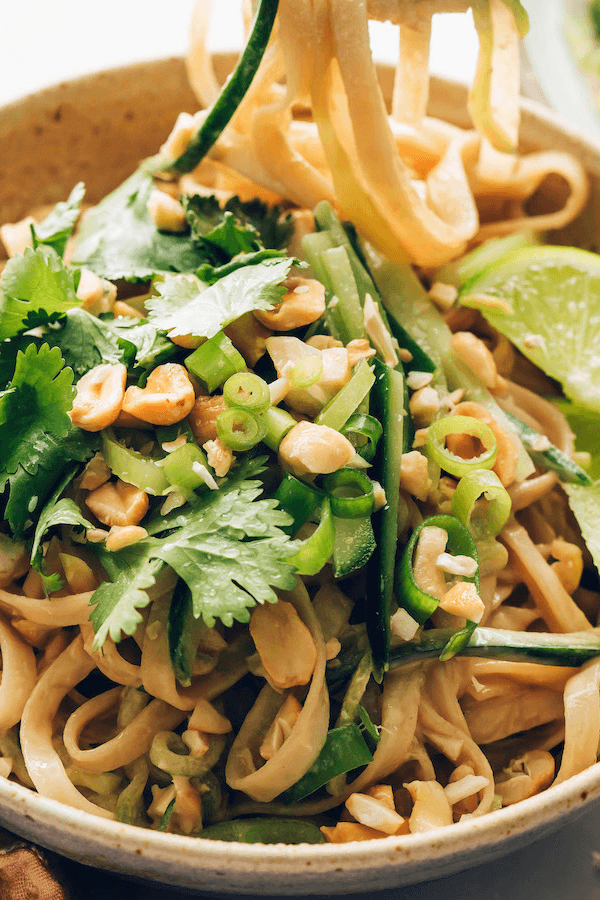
2, 54, 600, 894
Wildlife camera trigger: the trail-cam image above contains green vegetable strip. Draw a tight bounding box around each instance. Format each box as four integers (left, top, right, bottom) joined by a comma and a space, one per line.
288, 498, 335, 577
185, 331, 245, 393
340, 413, 382, 462
331, 514, 376, 578
200, 818, 325, 844
320, 246, 367, 344
389, 626, 600, 668
102, 431, 169, 496
451, 468, 511, 539
426, 415, 497, 477
365, 360, 405, 680
395, 514, 479, 625
323, 468, 375, 519
301, 230, 336, 285
273, 473, 322, 536
168, 0, 280, 174
501, 409, 592, 486
160, 442, 211, 494
261, 405, 297, 451
315, 358, 375, 431
281, 722, 374, 803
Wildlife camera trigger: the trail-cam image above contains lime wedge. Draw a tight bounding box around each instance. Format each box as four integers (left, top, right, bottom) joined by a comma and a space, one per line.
460, 246, 600, 412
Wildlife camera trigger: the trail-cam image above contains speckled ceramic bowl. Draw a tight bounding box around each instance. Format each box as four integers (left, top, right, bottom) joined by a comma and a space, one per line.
2, 56, 600, 895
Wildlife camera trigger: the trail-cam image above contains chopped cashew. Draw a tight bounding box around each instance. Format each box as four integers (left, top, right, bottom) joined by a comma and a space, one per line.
172, 775, 203, 834
412, 526, 449, 600
346, 338, 377, 367
399, 450, 432, 502
409, 386, 441, 428
224, 312, 271, 367
86, 479, 149, 527
249, 600, 317, 690
259, 694, 303, 760
279, 420, 355, 477
188, 697, 232, 735
123, 364, 196, 426
69, 363, 127, 432
439, 582, 485, 622
429, 281, 458, 311
254, 276, 326, 330
0, 217, 35, 257
160, 111, 203, 160
363, 293, 398, 367
147, 189, 188, 233
406, 780, 453, 832
79, 453, 111, 491
495, 750, 555, 806
105, 525, 149, 552
451, 332, 499, 389
203, 438, 235, 477
345, 792, 406, 834
188, 395, 225, 444
321, 822, 392, 842
76, 268, 117, 316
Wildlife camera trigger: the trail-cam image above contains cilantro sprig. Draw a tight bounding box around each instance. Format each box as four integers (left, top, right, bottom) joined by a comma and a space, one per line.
89, 457, 295, 649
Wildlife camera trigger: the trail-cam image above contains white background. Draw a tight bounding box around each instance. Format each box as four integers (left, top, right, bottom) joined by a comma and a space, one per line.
2, 2, 600, 899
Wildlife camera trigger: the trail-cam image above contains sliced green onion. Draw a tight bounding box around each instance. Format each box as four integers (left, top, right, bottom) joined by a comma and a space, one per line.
281, 722, 373, 804
273, 474, 322, 536
439, 620, 478, 662
340, 413, 382, 462
451, 468, 511, 540
216, 407, 266, 451
223, 372, 270, 411
101, 431, 169, 496
426, 415, 497, 478
315, 358, 375, 431
185, 331, 245, 393
289, 355, 323, 388
160, 442, 211, 494
261, 406, 297, 451
288, 498, 334, 576
395, 513, 479, 625
323, 468, 374, 519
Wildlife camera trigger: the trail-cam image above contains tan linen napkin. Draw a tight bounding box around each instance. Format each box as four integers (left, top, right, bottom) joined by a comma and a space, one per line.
0, 829, 69, 900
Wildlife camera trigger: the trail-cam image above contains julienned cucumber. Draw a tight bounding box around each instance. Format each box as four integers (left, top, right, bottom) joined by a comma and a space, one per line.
200, 818, 325, 844
365, 360, 404, 681
168, 0, 279, 174
501, 409, 592, 486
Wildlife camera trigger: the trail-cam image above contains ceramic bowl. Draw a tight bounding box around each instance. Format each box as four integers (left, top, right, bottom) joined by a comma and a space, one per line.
2, 56, 600, 896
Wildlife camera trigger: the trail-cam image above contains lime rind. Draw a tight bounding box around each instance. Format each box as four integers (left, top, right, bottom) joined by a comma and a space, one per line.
460, 245, 600, 413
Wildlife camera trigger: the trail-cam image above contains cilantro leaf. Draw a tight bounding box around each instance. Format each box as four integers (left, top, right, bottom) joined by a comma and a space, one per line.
41, 308, 125, 377
184, 195, 261, 260
0, 246, 79, 341
89, 456, 295, 647
220, 196, 294, 250
71, 170, 212, 281
32, 182, 85, 257
90, 546, 165, 648
105, 318, 177, 373
0, 343, 98, 535
31, 494, 94, 569
145, 256, 293, 340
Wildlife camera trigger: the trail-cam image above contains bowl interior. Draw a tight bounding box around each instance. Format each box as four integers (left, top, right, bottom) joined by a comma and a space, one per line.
2, 55, 600, 895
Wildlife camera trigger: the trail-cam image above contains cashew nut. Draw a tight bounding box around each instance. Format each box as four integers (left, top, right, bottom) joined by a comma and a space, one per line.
85, 479, 149, 527
69, 363, 127, 432
187, 394, 225, 444
278, 420, 356, 477
147, 189, 188, 233
345, 792, 406, 834
253, 276, 325, 330
451, 332, 499, 389
495, 750, 555, 805
122, 364, 196, 426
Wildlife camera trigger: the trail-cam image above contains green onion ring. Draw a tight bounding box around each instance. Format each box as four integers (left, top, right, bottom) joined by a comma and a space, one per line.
426, 414, 497, 478
323, 468, 375, 519
288, 497, 335, 576
340, 414, 383, 462
289, 355, 323, 389
223, 372, 271, 412
451, 468, 511, 540
216, 407, 266, 451
395, 513, 479, 625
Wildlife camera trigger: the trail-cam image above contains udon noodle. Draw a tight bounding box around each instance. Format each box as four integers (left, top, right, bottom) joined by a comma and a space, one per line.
0, 0, 599, 844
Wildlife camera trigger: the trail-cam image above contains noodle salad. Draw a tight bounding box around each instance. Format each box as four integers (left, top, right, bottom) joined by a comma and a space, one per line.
1, 0, 600, 844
